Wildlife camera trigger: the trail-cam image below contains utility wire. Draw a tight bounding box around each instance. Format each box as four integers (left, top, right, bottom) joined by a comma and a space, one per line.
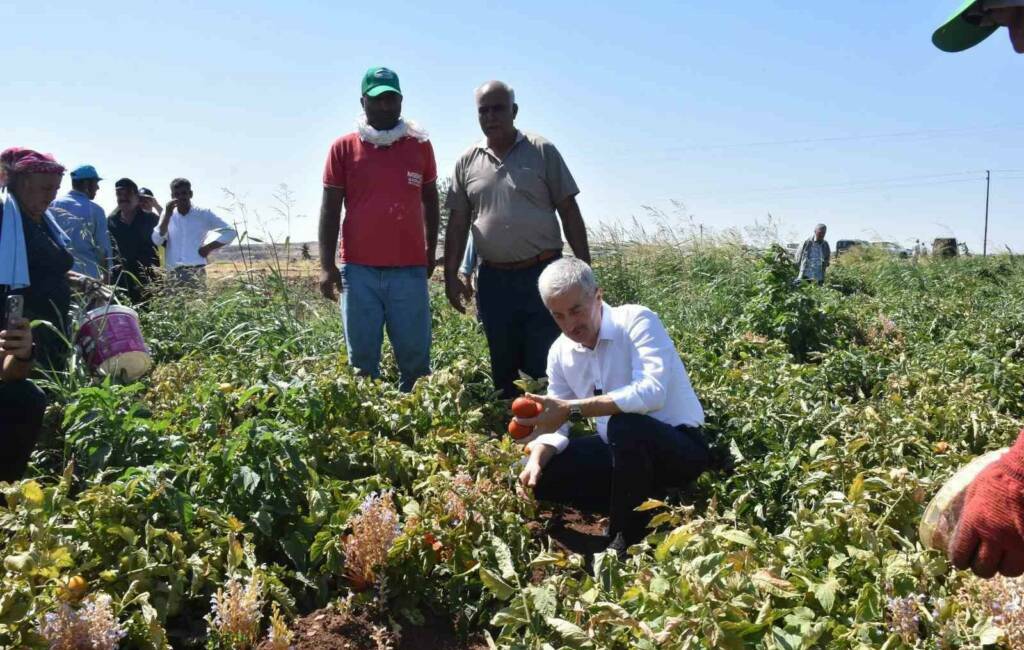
583, 124, 1024, 160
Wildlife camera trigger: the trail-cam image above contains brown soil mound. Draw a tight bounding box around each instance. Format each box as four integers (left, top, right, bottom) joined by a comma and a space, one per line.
267, 607, 487, 650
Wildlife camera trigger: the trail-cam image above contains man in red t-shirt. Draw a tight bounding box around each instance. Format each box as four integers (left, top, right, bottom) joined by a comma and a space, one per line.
318, 66, 441, 392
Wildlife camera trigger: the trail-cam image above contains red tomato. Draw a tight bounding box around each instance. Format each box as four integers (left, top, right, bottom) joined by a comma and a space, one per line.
511, 397, 542, 418
508, 420, 534, 440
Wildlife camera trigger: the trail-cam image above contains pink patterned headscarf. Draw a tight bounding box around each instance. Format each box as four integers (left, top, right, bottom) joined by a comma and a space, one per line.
0, 147, 66, 188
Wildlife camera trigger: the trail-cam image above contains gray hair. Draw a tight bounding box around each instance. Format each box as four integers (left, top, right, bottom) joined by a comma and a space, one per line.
815, 223, 827, 231
538, 257, 598, 302
475, 80, 515, 105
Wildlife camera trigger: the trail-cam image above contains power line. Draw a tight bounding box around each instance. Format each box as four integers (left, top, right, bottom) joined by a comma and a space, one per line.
583, 124, 1024, 160
674, 171, 992, 202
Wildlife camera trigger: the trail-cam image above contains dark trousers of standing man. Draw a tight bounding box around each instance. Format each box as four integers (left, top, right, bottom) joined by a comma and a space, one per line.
534, 413, 711, 543
0, 379, 48, 481
476, 253, 562, 399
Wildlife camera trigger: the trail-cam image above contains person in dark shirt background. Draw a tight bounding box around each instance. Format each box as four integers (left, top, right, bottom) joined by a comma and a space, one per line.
108, 178, 160, 305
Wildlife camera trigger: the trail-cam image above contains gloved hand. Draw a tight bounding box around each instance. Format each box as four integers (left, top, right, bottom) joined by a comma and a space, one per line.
950, 430, 1024, 578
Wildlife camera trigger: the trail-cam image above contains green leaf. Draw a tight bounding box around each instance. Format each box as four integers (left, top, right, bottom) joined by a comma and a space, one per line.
979, 625, 1004, 645
814, 577, 839, 612
650, 575, 670, 596
655, 523, 697, 561
480, 567, 516, 600
235, 466, 260, 494
491, 534, 517, 582
847, 472, 866, 501
528, 585, 557, 618
635, 499, 666, 511
545, 617, 593, 648
0, 590, 31, 624
770, 627, 803, 650
490, 608, 527, 627
714, 528, 756, 548
21, 480, 44, 507
855, 582, 881, 622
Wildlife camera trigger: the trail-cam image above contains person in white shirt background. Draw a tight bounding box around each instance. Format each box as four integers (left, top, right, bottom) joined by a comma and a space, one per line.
514, 257, 711, 555
152, 177, 236, 287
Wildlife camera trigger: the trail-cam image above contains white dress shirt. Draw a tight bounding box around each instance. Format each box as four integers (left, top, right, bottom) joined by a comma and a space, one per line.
535, 302, 705, 454
151, 206, 236, 269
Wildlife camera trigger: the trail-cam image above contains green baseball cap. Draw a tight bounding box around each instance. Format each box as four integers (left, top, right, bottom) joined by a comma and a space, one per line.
933, 0, 999, 51
361, 67, 402, 97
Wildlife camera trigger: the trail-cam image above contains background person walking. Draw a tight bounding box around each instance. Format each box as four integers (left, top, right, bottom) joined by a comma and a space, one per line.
795, 224, 831, 285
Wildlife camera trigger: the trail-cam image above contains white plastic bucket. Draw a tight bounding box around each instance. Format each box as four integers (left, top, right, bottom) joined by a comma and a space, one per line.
75, 305, 152, 381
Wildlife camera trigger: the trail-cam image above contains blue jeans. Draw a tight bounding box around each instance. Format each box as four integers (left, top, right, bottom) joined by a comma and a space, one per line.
476, 257, 563, 398
340, 264, 431, 392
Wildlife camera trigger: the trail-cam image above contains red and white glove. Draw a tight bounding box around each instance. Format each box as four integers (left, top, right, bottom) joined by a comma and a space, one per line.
951, 430, 1024, 578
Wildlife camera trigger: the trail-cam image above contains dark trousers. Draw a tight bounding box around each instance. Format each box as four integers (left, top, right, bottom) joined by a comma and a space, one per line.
476, 257, 563, 398
535, 413, 711, 540
0, 379, 48, 481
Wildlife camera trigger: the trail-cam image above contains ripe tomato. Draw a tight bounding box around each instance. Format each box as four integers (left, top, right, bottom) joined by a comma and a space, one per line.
511, 397, 542, 418
67, 575, 88, 598
508, 420, 534, 440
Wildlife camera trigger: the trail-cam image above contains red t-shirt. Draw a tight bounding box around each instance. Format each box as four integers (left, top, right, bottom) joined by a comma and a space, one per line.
323, 133, 437, 267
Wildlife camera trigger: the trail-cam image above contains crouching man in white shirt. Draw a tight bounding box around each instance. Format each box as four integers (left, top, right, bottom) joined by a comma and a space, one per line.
152, 178, 237, 288
515, 257, 710, 555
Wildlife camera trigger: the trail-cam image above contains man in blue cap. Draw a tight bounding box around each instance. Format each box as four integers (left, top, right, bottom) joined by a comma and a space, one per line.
50, 164, 113, 281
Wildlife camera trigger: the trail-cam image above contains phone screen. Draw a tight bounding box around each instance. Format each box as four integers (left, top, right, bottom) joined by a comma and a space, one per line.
4, 294, 24, 330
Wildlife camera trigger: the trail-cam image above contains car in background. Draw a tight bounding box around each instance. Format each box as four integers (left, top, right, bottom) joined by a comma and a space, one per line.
835, 239, 868, 258
871, 241, 912, 258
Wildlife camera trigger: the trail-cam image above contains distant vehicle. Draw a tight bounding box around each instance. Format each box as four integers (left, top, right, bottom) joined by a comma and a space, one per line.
785, 243, 800, 260
835, 239, 868, 257
871, 241, 911, 258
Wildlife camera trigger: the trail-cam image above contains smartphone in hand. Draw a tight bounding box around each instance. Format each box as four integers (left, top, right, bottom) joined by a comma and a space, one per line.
4, 294, 24, 330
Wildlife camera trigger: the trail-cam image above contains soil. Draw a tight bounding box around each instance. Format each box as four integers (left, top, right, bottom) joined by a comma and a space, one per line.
265, 507, 607, 650
539, 506, 609, 554
268, 607, 488, 650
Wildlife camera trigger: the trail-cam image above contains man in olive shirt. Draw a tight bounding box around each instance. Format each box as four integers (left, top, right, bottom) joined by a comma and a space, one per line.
444, 80, 590, 398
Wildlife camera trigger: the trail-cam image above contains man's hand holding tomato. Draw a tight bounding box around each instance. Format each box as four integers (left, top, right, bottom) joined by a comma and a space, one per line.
513, 393, 571, 435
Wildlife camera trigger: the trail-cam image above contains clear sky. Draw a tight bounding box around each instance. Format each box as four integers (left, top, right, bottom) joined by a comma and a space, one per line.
4, 1, 1021, 251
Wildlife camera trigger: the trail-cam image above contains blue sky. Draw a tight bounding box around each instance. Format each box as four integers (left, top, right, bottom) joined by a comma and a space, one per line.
3, 1, 1021, 251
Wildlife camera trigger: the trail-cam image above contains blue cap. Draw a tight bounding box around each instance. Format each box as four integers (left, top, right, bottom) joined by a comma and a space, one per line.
70, 165, 102, 181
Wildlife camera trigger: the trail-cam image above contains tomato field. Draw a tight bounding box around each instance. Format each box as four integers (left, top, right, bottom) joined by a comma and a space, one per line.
4, 242, 1024, 649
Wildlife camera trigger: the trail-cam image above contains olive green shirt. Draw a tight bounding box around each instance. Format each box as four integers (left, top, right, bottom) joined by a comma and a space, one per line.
447, 131, 579, 264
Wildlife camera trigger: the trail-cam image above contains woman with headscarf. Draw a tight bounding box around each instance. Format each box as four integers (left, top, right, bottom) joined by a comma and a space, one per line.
0, 148, 66, 480
0, 147, 107, 373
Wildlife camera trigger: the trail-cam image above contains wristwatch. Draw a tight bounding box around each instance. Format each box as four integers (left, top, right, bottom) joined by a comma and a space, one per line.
568, 404, 584, 423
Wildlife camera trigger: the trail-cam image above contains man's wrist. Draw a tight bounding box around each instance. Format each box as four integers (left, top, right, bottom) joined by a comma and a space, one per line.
565, 401, 583, 423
